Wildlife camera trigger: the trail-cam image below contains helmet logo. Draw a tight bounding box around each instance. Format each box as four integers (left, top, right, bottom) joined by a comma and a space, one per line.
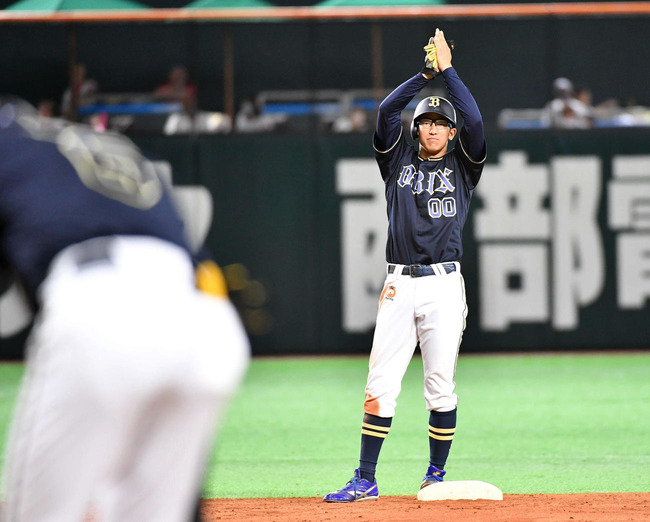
428, 98, 440, 108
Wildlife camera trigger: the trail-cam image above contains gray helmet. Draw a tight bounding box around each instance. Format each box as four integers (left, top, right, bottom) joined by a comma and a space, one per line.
410, 96, 457, 139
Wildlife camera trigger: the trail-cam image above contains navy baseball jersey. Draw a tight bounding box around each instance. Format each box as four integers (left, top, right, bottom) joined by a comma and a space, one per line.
0, 109, 189, 305
374, 68, 486, 265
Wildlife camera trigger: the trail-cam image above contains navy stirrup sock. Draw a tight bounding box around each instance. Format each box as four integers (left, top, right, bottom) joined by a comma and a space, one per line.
358, 413, 392, 482
428, 408, 457, 469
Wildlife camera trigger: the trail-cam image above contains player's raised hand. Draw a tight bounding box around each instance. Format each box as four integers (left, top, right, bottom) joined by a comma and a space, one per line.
422, 36, 439, 79
433, 28, 452, 71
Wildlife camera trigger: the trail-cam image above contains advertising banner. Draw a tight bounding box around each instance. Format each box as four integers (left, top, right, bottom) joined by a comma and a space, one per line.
2, 130, 649, 357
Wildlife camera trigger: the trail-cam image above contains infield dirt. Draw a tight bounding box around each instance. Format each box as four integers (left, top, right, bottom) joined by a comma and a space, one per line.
202, 492, 650, 521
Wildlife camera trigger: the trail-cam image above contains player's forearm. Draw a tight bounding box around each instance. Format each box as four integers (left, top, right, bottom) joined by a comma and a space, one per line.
441, 67, 485, 156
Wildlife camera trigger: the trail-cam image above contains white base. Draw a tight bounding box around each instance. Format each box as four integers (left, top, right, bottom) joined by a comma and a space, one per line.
417, 480, 503, 501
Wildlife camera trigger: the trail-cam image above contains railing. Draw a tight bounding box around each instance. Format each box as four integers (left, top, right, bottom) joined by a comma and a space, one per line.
1, 2, 649, 23
497, 106, 650, 130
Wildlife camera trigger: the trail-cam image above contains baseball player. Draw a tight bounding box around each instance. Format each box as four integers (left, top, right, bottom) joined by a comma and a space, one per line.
0, 100, 249, 522
324, 28, 486, 502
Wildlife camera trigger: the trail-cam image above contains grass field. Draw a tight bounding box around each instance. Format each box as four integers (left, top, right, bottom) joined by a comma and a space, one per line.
202, 352, 650, 498
1, 352, 649, 500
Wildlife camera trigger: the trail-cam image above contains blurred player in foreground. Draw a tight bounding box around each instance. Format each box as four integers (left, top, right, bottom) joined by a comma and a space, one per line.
0, 99, 249, 521
324, 28, 486, 502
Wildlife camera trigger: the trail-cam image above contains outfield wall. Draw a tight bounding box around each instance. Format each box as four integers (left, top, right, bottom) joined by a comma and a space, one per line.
2, 128, 649, 357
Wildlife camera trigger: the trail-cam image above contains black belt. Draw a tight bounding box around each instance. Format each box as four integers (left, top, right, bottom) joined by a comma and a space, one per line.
388, 262, 456, 277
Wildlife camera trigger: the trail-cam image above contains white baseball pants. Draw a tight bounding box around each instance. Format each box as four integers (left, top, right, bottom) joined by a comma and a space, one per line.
364, 262, 467, 418
2, 236, 250, 522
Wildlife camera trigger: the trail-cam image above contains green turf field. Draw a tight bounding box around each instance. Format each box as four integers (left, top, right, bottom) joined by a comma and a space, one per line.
1, 352, 649, 499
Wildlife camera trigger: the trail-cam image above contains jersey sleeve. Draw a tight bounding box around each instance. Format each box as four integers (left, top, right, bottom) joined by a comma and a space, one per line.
374, 73, 430, 181
374, 73, 430, 155
442, 67, 486, 187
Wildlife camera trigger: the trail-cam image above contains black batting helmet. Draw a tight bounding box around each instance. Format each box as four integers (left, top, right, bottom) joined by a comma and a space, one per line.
410, 96, 457, 140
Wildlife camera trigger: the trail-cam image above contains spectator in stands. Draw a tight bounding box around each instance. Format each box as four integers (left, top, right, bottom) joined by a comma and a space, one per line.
60, 64, 99, 121
575, 85, 593, 108
154, 66, 197, 113
544, 77, 593, 129
36, 99, 60, 129
37, 99, 55, 118
89, 111, 109, 133
234, 96, 285, 133
332, 107, 371, 134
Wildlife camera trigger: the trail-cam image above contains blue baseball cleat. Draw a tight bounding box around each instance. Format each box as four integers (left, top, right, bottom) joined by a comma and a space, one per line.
420, 465, 446, 489
323, 468, 379, 502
